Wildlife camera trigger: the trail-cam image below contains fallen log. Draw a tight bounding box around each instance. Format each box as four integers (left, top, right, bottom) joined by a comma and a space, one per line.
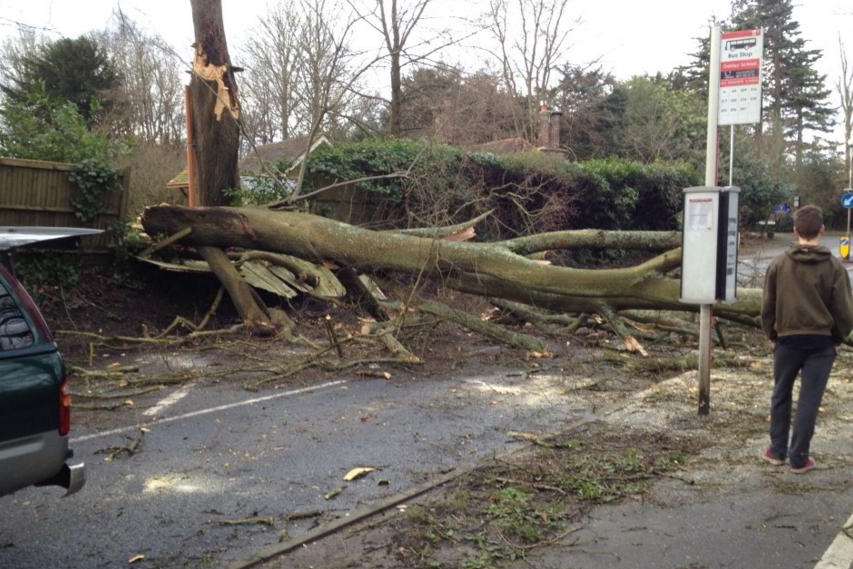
141, 206, 763, 321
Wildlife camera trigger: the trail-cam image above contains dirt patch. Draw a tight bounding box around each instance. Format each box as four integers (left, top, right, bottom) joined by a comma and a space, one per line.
389, 423, 701, 569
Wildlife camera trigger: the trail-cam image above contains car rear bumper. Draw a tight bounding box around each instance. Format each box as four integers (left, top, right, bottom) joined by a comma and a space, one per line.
36, 461, 86, 496
0, 430, 84, 497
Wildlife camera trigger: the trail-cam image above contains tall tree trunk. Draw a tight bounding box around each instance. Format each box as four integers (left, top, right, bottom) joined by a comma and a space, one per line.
189, 0, 241, 206
187, 1, 274, 335
795, 109, 803, 167
388, 50, 402, 137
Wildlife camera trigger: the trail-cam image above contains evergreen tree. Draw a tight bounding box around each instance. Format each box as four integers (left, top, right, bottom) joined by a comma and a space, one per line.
785, 50, 835, 164
730, 0, 834, 159
0, 36, 118, 126
554, 64, 617, 159
680, 31, 714, 99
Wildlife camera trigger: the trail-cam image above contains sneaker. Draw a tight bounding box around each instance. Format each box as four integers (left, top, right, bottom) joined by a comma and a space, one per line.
761, 448, 785, 466
790, 458, 816, 474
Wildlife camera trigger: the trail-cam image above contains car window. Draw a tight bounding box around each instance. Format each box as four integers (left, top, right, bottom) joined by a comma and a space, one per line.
0, 282, 34, 351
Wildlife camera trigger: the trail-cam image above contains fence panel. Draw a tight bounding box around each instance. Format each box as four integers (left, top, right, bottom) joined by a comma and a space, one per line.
0, 157, 129, 250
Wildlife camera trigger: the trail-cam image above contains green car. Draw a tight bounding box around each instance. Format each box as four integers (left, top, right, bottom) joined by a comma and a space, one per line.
0, 227, 97, 497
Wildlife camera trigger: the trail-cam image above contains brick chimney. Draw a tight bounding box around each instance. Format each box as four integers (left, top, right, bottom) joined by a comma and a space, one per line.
548, 109, 562, 150
537, 103, 563, 151
538, 104, 551, 147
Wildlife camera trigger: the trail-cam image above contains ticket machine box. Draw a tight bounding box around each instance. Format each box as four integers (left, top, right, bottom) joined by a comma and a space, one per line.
680, 186, 740, 304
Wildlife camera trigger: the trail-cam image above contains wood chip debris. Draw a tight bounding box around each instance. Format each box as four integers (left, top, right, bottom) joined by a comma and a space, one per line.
343, 467, 377, 481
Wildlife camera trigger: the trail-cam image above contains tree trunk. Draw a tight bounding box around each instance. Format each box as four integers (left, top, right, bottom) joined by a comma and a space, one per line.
141, 205, 763, 319
189, 0, 241, 206
388, 50, 402, 137
187, 1, 275, 335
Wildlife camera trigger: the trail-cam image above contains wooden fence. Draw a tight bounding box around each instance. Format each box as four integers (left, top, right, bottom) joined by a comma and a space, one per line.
0, 157, 129, 250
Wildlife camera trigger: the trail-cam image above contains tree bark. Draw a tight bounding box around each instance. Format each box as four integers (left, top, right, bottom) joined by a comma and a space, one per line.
142, 205, 762, 320
190, 0, 241, 206
388, 49, 402, 136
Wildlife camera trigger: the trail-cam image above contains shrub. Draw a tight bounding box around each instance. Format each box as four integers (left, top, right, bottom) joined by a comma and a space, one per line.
0, 86, 122, 164
298, 138, 701, 236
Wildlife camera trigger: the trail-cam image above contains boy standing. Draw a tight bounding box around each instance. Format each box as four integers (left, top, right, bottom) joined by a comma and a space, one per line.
761, 205, 853, 474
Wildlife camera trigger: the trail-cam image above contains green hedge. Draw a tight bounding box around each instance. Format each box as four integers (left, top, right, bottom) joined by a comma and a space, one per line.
298, 139, 700, 235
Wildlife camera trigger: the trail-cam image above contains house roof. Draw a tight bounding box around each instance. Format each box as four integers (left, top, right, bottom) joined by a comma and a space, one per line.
240, 135, 331, 176
166, 169, 189, 189
166, 135, 332, 189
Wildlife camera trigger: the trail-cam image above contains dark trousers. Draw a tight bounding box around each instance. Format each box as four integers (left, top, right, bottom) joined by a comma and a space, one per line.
770, 343, 836, 468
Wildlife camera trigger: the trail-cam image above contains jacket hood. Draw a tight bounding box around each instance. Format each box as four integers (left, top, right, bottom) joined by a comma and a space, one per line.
787, 245, 832, 263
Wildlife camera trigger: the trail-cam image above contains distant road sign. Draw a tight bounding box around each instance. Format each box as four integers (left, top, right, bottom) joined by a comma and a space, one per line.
842, 191, 853, 209
773, 203, 791, 215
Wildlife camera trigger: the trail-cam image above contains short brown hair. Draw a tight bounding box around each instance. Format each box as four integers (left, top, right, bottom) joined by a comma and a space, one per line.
794, 205, 823, 239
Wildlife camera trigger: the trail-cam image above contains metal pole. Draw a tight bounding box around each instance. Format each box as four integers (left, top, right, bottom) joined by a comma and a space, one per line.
699, 21, 722, 416
848, 143, 852, 258
729, 125, 735, 187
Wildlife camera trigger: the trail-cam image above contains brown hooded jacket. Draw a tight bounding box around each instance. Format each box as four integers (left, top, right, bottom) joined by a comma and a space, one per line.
761, 245, 853, 343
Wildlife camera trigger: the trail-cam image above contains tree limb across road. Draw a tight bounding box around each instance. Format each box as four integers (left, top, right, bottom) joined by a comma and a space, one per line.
141, 205, 761, 321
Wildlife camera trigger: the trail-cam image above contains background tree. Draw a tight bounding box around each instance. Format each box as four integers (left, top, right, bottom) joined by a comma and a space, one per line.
0, 35, 118, 126
602, 76, 705, 164
0, 28, 45, 91
0, 88, 118, 163
794, 143, 845, 227
731, 0, 835, 163
838, 39, 853, 179
783, 45, 835, 165
486, 0, 574, 140
554, 64, 617, 159
347, 0, 449, 137
430, 72, 520, 144
289, 0, 382, 194
240, 5, 303, 144
99, 10, 185, 144
398, 66, 461, 136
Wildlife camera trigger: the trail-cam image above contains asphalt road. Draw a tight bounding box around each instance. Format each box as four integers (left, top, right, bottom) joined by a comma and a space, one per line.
739, 233, 853, 288
0, 367, 584, 568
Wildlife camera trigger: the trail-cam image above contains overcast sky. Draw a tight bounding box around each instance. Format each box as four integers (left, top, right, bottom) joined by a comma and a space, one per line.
1, 0, 851, 144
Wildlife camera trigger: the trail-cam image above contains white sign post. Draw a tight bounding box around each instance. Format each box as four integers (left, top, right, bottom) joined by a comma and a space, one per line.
686, 24, 762, 416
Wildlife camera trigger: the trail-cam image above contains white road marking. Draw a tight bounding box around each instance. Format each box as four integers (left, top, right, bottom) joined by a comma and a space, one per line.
143, 385, 192, 417
71, 380, 347, 443
814, 513, 853, 569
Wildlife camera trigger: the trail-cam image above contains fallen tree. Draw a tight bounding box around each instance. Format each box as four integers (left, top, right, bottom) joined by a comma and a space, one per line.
141, 205, 762, 327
